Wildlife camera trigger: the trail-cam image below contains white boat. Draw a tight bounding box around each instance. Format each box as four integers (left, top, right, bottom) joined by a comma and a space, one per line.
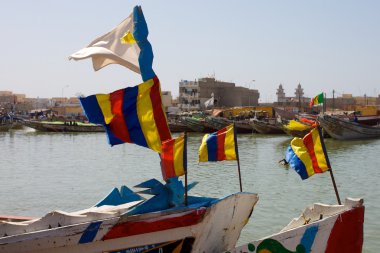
227, 198, 364, 253
0, 183, 258, 253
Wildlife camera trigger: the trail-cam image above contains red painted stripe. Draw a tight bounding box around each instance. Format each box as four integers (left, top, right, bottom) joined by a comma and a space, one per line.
161, 138, 176, 181
103, 208, 206, 240
109, 89, 131, 143
150, 77, 172, 142
325, 205, 364, 253
216, 129, 226, 161
303, 132, 322, 173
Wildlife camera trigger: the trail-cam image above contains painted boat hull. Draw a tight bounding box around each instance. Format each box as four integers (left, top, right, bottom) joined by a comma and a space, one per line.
0, 192, 258, 253
318, 115, 380, 140
23, 120, 104, 132
228, 198, 364, 253
250, 120, 285, 134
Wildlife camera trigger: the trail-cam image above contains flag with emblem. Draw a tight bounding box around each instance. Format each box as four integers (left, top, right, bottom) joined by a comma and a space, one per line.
69, 11, 141, 73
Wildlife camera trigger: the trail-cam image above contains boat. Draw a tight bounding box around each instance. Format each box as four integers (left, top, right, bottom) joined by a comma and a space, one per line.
228, 198, 364, 253
280, 119, 314, 138
168, 120, 194, 133
22, 120, 104, 133
234, 119, 256, 134
182, 116, 214, 133
206, 116, 255, 133
0, 181, 258, 253
205, 116, 230, 131
318, 114, 380, 140
249, 118, 285, 134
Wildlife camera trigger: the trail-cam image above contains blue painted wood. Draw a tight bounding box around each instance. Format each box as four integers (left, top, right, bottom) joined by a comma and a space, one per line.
78, 221, 102, 244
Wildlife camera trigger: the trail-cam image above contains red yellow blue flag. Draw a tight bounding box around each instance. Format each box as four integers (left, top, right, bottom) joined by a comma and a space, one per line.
285, 126, 330, 180
79, 76, 171, 153
199, 124, 237, 162
160, 135, 187, 181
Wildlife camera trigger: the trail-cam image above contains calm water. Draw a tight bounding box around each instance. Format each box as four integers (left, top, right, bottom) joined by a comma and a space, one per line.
1, 128, 379, 252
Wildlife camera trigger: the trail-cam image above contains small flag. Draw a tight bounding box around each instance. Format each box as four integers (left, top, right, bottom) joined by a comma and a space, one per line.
204, 97, 214, 108
285, 126, 331, 180
69, 11, 140, 73
160, 135, 187, 181
199, 124, 237, 162
79, 76, 171, 152
309, 93, 324, 107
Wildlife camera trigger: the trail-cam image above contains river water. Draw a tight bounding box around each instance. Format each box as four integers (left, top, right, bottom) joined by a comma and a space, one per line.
0, 128, 379, 252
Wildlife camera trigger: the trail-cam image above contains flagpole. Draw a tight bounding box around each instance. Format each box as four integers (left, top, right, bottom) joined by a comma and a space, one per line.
233, 123, 243, 192
184, 131, 188, 206
329, 168, 341, 205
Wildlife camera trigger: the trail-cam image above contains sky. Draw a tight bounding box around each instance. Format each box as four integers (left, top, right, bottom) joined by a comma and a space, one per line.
0, 1, 379, 102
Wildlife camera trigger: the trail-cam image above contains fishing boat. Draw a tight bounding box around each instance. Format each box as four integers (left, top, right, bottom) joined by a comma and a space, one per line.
228, 198, 364, 253
0, 181, 258, 253
249, 118, 284, 134
23, 120, 104, 133
182, 116, 214, 133
318, 114, 380, 140
0, 122, 13, 132
280, 119, 314, 138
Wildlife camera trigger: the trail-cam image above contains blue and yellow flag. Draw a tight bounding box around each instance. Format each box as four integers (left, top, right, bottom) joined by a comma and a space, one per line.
285, 126, 330, 180
80, 76, 171, 153
199, 124, 237, 162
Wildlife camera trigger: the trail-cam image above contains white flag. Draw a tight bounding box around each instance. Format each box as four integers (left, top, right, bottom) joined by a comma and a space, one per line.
69, 12, 141, 73
204, 97, 214, 108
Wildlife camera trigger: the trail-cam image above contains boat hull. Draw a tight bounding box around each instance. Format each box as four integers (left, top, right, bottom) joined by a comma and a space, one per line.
23, 120, 104, 133
250, 120, 284, 134
0, 193, 258, 253
229, 198, 364, 253
318, 115, 380, 140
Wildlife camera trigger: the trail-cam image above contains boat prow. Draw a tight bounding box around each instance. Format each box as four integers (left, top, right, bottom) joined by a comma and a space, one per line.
228, 197, 364, 253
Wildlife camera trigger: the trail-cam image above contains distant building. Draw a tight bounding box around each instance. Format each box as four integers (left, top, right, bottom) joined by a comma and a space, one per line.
178, 77, 259, 111
161, 91, 173, 112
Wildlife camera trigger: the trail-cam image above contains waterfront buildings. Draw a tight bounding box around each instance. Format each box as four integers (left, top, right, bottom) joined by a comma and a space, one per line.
178, 77, 259, 111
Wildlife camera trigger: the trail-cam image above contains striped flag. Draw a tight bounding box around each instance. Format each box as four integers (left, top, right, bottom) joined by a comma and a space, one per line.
160, 135, 187, 181
309, 93, 324, 107
285, 126, 331, 180
199, 124, 237, 162
80, 76, 171, 153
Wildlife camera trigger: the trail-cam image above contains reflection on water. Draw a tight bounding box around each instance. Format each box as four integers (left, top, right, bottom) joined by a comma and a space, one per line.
0, 129, 379, 252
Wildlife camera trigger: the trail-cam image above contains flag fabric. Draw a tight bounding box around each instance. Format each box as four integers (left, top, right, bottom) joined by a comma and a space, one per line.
160, 135, 187, 181
285, 126, 331, 180
309, 93, 324, 107
69, 11, 141, 73
79, 76, 171, 152
199, 124, 237, 162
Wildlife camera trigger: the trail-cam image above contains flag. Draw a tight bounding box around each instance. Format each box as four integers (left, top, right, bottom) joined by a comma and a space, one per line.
199, 124, 237, 162
160, 135, 186, 181
79, 76, 171, 152
204, 97, 214, 108
69, 11, 140, 73
285, 126, 331, 180
309, 93, 324, 107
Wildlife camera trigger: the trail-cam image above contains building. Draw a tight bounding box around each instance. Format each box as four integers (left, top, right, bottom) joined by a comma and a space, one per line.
178, 77, 259, 111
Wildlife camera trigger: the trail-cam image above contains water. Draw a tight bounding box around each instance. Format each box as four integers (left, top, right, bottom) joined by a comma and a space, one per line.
1, 128, 379, 252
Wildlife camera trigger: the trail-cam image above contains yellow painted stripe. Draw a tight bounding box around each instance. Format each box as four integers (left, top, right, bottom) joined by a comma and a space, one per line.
173, 136, 185, 177
136, 79, 162, 152
199, 134, 209, 162
224, 125, 237, 160
291, 138, 315, 177
311, 129, 329, 172
95, 94, 113, 124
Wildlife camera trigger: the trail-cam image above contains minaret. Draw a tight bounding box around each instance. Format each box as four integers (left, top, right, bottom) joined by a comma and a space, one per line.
294, 83, 304, 101
276, 84, 286, 102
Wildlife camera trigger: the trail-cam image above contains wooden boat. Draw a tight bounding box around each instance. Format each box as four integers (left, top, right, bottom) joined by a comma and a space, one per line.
0, 181, 258, 253
281, 119, 313, 138
228, 198, 364, 253
318, 115, 380, 140
234, 120, 256, 134
249, 119, 285, 134
168, 120, 193, 133
0, 122, 13, 132
205, 116, 230, 131
182, 117, 214, 133
23, 120, 104, 133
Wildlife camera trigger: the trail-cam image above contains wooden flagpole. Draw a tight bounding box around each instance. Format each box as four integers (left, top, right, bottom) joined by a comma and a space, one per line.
184, 131, 188, 206
233, 123, 243, 192
329, 168, 341, 205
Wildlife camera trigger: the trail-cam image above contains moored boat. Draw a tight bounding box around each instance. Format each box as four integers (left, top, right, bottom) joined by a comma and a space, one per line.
0, 182, 258, 253
318, 114, 380, 140
249, 119, 285, 134
23, 120, 104, 133
281, 119, 313, 138
228, 198, 364, 253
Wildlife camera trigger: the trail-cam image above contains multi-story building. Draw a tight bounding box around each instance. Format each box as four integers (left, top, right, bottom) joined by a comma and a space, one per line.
178, 77, 259, 111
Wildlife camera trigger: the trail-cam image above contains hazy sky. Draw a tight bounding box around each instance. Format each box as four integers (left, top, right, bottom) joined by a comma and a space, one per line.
1, 1, 379, 102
